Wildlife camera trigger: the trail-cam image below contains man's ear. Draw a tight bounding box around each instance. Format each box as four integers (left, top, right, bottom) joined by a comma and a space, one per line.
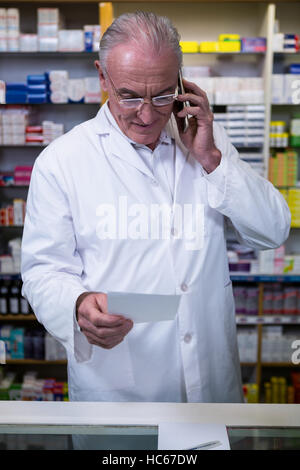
94, 60, 108, 92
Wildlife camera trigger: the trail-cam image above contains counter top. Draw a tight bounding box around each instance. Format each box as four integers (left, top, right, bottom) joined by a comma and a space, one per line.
0, 402, 300, 427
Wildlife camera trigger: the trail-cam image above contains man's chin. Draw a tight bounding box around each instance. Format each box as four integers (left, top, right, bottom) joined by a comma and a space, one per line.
129, 131, 160, 148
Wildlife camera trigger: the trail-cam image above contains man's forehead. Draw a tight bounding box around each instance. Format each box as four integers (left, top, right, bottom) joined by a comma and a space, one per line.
107, 42, 178, 72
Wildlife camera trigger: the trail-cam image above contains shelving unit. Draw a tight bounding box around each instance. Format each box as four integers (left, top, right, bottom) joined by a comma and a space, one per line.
0, 0, 300, 403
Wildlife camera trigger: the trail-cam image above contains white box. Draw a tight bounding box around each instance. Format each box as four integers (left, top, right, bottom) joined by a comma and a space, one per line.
272, 74, 285, 104
58, 29, 84, 52
13, 199, 24, 226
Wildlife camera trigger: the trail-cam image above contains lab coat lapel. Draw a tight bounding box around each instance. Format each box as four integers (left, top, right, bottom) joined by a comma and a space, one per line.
109, 128, 154, 180
92, 103, 154, 180
165, 114, 190, 197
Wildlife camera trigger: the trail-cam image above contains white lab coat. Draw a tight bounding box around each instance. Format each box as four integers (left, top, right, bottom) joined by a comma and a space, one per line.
21, 102, 291, 403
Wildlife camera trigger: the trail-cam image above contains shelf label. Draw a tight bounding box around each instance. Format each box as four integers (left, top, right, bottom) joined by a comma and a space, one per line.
236, 315, 300, 325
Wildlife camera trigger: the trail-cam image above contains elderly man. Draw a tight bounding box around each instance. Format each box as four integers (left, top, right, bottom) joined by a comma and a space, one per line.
21, 11, 290, 405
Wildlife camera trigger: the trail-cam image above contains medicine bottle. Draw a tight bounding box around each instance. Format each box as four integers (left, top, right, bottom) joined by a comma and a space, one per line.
9, 281, 20, 314
0, 281, 9, 315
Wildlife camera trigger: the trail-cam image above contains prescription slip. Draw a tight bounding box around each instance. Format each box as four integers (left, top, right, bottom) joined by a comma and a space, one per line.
158, 422, 230, 450
107, 292, 181, 323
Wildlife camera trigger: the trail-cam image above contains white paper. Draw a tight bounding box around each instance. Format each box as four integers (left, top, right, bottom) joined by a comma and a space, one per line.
107, 292, 181, 323
158, 422, 230, 450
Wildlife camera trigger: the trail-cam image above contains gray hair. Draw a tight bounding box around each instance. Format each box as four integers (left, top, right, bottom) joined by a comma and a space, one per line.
99, 11, 182, 74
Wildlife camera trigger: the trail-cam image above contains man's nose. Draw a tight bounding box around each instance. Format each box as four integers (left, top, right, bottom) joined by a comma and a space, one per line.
137, 101, 156, 124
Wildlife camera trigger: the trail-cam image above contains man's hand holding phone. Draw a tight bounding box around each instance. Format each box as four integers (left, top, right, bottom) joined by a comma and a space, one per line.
175, 76, 222, 174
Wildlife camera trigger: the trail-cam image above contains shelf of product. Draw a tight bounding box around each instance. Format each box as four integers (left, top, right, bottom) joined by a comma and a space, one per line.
244, 372, 300, 404
0, 279, 30, 316
213, 105, 265, 149
263, 373, 300, 403
0, 370, 68, 401
183, 68, 265, 106
273, 30, 299, 54
272, 70, 300, 105
227, 241, 300, 276
0, 7, 100, 53
181, 34, 267, 54
0, 199, 26, 227
0, 107, 64, 145
269, 117, 300, 149
234, 283, 300, 316
0, 324, 67, 362
1, 71, 101, 105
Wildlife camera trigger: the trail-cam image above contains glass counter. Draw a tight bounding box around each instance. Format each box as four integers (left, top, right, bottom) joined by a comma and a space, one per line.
0, 401, 299, 450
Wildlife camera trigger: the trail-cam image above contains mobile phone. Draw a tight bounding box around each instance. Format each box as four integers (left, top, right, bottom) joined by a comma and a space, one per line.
177, 69, 189, 133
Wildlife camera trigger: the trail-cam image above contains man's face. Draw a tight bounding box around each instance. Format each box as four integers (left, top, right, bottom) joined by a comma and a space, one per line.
96, 43, 179, 150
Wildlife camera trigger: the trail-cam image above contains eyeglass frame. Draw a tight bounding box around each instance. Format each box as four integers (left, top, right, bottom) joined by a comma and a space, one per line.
104, 69, 179, 109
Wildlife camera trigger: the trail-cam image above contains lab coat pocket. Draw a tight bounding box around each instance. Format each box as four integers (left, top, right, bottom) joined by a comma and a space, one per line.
68, 338, 135, 393
193, 178, 223, 237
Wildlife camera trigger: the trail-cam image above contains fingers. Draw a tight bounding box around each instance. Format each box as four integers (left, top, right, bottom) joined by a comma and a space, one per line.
176, 78, 210, 113
78, 313, 133, 339
79, 314, 133, 349
182, 78, 207, 97
177, 105, 213, 122
76, 292, 134, 349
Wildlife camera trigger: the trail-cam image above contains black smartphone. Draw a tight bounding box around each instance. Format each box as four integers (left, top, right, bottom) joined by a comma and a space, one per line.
177, 69, 189, 133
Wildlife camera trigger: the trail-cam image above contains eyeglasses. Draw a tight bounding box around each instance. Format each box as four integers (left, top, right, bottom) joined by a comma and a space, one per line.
105, 70, 178, 109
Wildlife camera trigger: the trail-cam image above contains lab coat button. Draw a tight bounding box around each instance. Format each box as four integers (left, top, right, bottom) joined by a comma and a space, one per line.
181, 282, 188, 292
151, 179, 158, 186
171, 227, 178, 237
184, 333, 192, 343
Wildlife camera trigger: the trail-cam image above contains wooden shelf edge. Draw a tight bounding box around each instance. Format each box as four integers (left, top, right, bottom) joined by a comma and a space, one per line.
5, 359, 67, 364
0, 314, 36, 320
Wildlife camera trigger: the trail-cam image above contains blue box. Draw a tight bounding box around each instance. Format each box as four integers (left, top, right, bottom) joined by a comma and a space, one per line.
27, 84, 48, 94
6, 91, 27, 104
6, 83, 27, 92
10, 328, 24, 360
27, 74, 47, 85
27, 93, 47, 103
241, 37, 267, 53
84, 31, 93, 52
289, 64, 300, 74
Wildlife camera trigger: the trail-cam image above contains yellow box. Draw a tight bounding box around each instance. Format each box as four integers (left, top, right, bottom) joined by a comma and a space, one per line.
219, 40, 241, 52
179, 41, 199, 53
219, 34, 240, 41
199, 41, 219, 53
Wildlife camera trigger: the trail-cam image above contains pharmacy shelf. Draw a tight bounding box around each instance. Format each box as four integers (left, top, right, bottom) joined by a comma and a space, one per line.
0, 315, 36, 321
272, 104, 300, 106
230, 274, 300, 282
183, 52, 265, 55
1, 273, 300, 282
0, 52, 98, 57
0, 51, 265, 56
0, 185, 29, 189
236, 315, 300, 325
0, 273, 21, 280
0, 145, 46, 148
5, 359, 66, 365
1, 103, 99, 106
261, 363, 300, 368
